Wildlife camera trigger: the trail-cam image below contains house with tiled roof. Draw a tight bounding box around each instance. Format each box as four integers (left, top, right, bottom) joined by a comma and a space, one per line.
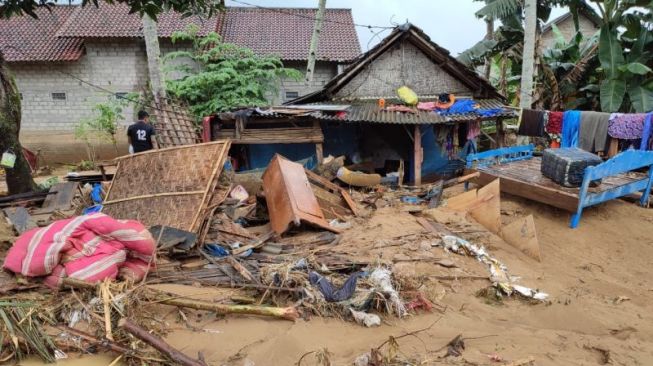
0, 4, 361, 161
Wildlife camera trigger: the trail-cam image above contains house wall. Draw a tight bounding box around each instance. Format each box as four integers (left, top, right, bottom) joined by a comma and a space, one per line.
276, 61, 338, 104
540, 15, 598, 50
13, 39, 149, 162
11, 39, 340, 163
335, 40, 472, 99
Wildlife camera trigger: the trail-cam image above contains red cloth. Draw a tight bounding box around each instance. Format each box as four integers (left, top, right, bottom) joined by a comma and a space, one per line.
3, 213, 155, 288
547, 111, 563, 134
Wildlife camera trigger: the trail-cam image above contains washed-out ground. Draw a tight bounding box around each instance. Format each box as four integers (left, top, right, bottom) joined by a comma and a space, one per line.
13, 193, 653, 366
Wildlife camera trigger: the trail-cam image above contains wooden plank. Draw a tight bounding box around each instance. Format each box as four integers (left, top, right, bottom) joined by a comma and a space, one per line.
414, 125, 422, 185
34, 182, 79, 214
216, 127, 324, 144
2, 207, 36, 234
474, 171, 579, 212
304, 169, 358, 216
471, 178, 501, 235
447, 179, 501, 235
502, 215, 541, 261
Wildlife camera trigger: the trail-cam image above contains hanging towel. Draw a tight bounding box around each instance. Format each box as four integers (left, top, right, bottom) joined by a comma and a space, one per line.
642, 113, 653, 150
518, 109, 546, 136
467, 120, 481, 140
546, 111, 564, 134
607, 113, 646, 140
579, 111, 610, 152
561, 111, 581, 148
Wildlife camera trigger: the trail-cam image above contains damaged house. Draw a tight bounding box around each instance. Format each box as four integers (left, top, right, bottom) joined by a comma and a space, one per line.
204, 23, 515, 184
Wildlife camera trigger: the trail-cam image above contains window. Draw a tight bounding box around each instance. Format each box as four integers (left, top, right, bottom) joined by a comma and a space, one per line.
115, 92, 128, 100
285, 91, 299, 101
19, 93, 23, 100
51, 92, 66, 101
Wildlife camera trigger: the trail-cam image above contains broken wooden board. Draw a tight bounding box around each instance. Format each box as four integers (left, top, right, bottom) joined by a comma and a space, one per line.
262, 154, 337, 234
305, 168, 358, 219
502, 215, 541, 261
447, 178, 501, 235
103, 141, 231, 232
2, 207, 36, 235
34, 182, 79, 214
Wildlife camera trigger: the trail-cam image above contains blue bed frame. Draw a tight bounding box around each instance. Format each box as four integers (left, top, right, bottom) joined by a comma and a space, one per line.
466, 145, 653, 228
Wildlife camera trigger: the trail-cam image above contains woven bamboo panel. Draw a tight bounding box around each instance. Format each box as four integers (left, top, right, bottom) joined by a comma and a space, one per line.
153, 98, 203, 148
103, 141, 231, 232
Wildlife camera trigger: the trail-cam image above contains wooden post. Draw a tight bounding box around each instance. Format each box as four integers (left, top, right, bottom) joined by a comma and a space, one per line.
414, 125, 422, 186
316, 143, 324, 165
496, 118, 505, 147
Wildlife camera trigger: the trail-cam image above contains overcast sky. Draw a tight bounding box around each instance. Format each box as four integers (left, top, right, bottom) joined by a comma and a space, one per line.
225, 0, 569, 55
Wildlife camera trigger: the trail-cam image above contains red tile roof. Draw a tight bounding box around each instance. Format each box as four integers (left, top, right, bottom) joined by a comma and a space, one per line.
216, 7, 361, 62
0, 5, 360, 63
56, 2, 215, 38
0, 6, 84, 62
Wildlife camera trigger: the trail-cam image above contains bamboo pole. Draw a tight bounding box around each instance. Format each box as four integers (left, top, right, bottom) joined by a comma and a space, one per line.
119, 318, 206, 366
102, 190, 205, 205
151, 291, 299, 321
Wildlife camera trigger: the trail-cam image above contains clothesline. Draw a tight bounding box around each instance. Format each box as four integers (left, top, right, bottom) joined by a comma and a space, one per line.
517, 108, 653, 153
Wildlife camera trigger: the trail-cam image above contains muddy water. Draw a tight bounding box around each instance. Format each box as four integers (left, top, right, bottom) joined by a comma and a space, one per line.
20, 354, 120, 365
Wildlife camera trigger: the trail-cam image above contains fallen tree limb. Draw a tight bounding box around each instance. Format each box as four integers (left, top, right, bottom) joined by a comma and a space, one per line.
150, 290, 299, 321
57, 326, 132, 355
118, 318, 206, 366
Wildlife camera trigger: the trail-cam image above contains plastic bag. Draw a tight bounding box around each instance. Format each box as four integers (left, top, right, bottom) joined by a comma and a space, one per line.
397, 86, 418, 106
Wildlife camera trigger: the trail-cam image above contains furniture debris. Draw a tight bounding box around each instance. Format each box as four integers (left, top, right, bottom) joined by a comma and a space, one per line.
262, 154, 337, 234
447, 178, 501, 234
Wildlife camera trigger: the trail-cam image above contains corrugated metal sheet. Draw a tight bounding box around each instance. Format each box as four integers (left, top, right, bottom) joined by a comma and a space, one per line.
309, 99, 516, 124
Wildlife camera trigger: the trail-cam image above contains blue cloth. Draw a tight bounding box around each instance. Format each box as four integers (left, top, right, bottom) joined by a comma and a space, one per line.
561, 110, 581, 148
641, 113, 653, 150
438, 100, 502, 117
90, 183, 103, 204
476, 108, 503, 117
83, 205, 103, 215
438, 100, 477, 115
309, 271, 364, 302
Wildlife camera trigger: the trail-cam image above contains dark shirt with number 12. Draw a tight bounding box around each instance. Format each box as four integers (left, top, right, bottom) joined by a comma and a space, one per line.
127, 121, 155, 153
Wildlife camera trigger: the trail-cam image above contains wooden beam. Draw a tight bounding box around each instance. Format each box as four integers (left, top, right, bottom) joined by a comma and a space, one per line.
315, 143, 324, 165
473, 171, 579, 212
496, 118, 505, 148
414, 125, 422, 186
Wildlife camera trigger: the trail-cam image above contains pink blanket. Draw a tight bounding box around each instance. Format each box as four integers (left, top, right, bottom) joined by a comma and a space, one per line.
3, 213, 155, 288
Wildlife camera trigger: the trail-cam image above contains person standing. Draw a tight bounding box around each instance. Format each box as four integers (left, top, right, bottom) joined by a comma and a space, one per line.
127, 111, 157, 154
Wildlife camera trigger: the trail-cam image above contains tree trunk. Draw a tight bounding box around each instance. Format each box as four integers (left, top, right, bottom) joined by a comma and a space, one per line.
0, 52, 37, 194
519, 0, 537, 109
517, 0, 537, 144
483, 18, 494, 80
142, 15, 167, 103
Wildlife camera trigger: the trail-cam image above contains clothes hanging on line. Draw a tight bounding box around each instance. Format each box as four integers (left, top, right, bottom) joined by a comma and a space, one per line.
467, 120, 481, 140
517, 109, 546, 136
546, 111, 563, 134
561, 111, 581, 148
642, 113, 653, 151
607, 113, 646, 140
579, 111, 610, 152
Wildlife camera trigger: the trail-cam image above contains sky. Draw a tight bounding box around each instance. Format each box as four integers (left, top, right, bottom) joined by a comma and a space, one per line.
225, 0, 569, 56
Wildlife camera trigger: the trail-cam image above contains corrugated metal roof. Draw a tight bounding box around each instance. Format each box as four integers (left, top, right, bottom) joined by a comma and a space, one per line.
308, 99, 516, 124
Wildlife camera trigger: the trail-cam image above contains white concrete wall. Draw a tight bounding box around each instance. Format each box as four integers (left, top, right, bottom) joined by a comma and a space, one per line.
11, 38, 341, 162
541, 15, 598, 50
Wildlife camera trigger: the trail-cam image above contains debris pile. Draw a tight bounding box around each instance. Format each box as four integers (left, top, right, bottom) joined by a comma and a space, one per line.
0, 142, 550, 365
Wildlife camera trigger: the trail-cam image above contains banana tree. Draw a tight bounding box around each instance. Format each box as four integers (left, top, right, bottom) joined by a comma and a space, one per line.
595, 0, 653, 112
